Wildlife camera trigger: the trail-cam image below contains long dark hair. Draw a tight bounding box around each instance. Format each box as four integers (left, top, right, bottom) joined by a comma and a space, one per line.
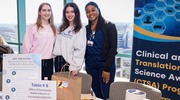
36, 2, 56, 36
85, 1, 105, 31
59, 2, 82, 33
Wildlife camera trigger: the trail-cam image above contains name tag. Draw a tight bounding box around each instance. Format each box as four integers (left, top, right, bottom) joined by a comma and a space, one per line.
87, 40, 94, 46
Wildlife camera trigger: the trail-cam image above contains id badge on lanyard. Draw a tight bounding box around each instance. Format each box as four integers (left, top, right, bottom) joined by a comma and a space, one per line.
87, 32, 95, 47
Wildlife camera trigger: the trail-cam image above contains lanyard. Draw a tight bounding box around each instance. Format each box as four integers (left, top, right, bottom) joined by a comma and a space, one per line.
90, 32, 95, 40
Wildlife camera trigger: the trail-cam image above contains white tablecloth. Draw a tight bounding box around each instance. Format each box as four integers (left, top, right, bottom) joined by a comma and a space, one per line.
0, 92, 103, 100
81, 93, 103, 100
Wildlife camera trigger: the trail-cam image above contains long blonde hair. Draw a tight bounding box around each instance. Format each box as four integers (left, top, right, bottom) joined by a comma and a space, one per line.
0, 35, 7, 45
36, 3, 56, 36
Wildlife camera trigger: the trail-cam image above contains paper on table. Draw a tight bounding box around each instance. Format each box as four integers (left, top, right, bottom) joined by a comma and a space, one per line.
81, 94, 95, 100
95, 98, 103, 100
81, 94, 103, 100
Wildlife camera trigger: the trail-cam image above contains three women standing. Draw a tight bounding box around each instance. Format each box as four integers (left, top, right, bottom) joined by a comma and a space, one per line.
22, 2, 117, 99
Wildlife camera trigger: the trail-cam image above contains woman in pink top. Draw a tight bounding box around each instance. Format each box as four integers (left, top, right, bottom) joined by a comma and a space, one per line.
22, 3, 57, 80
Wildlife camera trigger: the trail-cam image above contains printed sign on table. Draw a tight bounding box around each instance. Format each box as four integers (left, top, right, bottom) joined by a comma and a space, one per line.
2, 54, 41, 100
24, 80, 56, 100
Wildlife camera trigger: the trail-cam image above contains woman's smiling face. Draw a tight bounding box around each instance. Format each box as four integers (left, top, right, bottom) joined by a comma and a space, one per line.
38, 4, 51, 21
86, 5, 99, 22
65, 6, 75, 23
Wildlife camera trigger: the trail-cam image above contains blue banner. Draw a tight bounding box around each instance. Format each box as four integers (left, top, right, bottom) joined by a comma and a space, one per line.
130, 0, 180, 99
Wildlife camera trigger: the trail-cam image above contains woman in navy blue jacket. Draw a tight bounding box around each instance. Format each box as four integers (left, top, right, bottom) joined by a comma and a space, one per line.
85, 1, 117, 100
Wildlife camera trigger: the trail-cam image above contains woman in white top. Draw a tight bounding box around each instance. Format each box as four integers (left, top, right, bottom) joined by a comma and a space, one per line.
53, 2, 86, 76
22, 3, 57, 80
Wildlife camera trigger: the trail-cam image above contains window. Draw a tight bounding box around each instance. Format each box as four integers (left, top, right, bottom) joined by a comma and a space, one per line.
74, 0, 134, 81
26, 0, 64, 27
0, 0, 18, 53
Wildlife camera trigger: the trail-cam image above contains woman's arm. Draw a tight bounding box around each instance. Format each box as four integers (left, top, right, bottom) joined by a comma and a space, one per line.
69, 26, 87, 72
102, 22, 117, 83
22, 26, 34, 54
104, 22, 118, 72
